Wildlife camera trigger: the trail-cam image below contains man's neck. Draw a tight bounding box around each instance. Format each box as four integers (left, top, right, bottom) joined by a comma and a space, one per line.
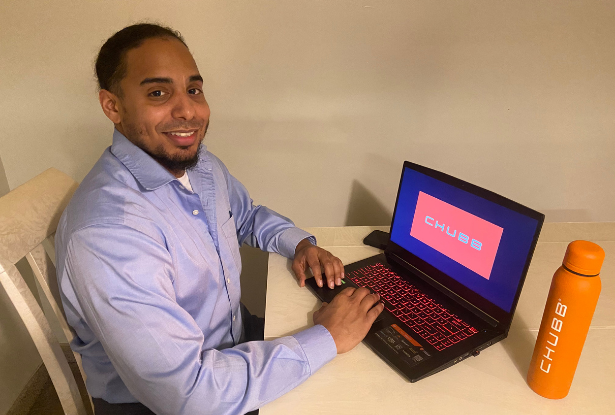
171, 169, 186, 178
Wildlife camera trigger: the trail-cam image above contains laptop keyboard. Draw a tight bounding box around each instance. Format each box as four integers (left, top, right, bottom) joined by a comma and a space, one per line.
347, 263, 479, 351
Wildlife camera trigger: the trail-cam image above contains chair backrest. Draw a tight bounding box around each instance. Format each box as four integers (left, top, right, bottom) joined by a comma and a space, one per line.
0, 168, 91, 415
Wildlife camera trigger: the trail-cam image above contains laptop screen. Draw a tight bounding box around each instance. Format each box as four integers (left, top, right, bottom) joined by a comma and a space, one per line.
389, 165, 541, 314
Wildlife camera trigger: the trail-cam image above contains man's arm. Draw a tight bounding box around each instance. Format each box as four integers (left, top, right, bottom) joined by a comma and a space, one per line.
218, 159, 308, 258
65, 224, 338, 415
218, 159, 344, 288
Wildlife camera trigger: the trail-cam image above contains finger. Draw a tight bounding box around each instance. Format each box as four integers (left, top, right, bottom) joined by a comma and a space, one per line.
307, 250, 323, 288
321, 260, 336, 289
360, 292, 381, 311
291, 261, 307, 287
350, 287, 372, 300
339, 287, 356, 297
367, 301, 385, 322
332, 258, 344, 286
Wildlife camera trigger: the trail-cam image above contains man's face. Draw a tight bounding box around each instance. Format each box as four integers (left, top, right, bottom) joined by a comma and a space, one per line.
108, 37, 210, 176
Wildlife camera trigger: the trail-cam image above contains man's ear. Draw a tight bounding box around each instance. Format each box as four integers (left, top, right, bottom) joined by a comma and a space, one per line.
99, 89, 122, 124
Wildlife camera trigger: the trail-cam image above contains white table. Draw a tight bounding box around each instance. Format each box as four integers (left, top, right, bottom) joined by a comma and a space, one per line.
261, 223, 615, 415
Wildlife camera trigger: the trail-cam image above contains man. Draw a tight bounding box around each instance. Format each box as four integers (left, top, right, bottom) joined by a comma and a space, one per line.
56, 23, 383, 415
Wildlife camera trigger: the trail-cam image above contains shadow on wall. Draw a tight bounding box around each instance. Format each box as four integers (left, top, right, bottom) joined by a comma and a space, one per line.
0, 157, 10, 197
344, 180, 392, 227
56, 120, 113, 185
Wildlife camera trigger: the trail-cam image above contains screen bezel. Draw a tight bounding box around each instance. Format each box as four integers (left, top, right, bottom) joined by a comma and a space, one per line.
386, 161, 544, 328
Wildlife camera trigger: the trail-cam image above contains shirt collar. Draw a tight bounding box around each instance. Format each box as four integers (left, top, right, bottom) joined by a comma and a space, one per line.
110, 129, 209, 191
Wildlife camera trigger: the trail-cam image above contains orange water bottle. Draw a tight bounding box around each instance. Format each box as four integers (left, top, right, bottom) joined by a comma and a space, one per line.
527, 240, 604, 399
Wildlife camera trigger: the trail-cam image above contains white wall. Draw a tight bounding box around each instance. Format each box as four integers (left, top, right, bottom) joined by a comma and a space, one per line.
0, 1, 613, 411
1, 0, 613, 227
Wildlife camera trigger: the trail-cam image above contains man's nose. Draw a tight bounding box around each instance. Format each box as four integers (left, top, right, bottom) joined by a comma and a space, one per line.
170, 92, 196, 120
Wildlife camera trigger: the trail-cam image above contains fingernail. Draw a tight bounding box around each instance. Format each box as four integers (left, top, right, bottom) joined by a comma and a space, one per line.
329, 282, 334, 289
317, 280, 322, 287
336, 278, 341, 285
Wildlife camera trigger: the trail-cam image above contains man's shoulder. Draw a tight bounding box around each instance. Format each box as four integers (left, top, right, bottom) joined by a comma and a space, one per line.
60, 148, 155, 235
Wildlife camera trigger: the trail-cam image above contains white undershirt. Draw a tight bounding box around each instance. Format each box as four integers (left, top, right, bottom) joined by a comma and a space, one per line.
177, 171, 194, 193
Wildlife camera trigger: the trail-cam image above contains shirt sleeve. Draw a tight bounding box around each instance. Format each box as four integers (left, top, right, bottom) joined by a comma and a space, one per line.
216, 159, 316, 258
65, 224, 336, 415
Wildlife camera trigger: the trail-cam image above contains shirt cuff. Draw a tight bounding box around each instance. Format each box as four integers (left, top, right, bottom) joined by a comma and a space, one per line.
292, 325, 337, 374
277, 227, 317, 259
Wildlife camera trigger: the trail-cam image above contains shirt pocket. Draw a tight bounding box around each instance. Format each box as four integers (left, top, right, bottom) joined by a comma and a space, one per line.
221, 215, 242, 275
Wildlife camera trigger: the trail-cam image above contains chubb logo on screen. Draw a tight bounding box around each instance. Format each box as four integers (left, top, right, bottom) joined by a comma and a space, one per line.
410, 192, 503, 280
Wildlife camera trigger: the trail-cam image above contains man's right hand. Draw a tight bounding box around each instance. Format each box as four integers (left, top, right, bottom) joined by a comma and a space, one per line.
312, 287, 384, 354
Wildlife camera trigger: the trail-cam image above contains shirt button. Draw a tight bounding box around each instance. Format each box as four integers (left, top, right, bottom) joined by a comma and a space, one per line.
226, 278, 231, 284
192, 210, 199, 215
233, 315, 236, 321
179, 185, 185, 190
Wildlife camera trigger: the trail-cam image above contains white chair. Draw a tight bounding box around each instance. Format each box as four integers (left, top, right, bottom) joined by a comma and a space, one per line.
0, 168, 92, 415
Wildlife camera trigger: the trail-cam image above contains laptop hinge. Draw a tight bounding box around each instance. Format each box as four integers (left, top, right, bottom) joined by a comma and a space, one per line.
387, 252, 500, 328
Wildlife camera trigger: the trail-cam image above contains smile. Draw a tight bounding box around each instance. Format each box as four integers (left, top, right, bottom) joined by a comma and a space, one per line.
163, 130, 199, 147
167, 130, 197, 137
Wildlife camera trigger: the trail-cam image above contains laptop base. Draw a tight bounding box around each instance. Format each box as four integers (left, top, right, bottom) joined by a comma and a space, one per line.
306, 253, 506, 382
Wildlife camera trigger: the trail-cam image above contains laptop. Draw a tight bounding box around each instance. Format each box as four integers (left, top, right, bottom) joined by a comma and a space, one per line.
306, 161, 544, 382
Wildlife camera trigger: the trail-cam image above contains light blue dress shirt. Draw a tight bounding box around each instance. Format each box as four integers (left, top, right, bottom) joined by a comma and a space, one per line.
55, 130, 337, 415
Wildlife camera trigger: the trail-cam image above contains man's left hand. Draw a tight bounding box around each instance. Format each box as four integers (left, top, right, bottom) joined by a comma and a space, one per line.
292, 239, 344, 289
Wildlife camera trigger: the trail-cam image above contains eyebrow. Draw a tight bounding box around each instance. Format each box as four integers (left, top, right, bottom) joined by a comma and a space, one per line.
139, 74, 203, 86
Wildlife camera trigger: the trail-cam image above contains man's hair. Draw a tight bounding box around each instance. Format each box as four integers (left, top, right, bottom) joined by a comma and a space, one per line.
95, 23, 187, 96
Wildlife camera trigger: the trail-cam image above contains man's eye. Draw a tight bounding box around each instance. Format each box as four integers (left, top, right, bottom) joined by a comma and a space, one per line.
149, 90, 166, 97
188, 88, 202, 95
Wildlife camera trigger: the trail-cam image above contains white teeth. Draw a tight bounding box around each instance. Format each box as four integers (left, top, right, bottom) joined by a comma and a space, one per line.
169, 131, 194, 137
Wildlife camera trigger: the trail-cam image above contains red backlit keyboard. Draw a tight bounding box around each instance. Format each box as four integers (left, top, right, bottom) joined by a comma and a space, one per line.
347, 263, 479, 351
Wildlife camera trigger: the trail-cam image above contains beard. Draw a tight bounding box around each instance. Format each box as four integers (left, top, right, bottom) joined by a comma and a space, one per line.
123, 120, 209, 176
145, 141, 203, 173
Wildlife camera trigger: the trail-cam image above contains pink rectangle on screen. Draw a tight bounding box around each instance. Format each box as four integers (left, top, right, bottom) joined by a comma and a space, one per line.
410, 192, 503, 280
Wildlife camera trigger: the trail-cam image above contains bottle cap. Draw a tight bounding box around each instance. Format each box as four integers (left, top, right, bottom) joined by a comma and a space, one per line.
563, 240, 605, 276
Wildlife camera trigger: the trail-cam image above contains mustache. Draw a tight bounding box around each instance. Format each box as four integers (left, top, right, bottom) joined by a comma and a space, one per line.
159, 120, 207, 132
